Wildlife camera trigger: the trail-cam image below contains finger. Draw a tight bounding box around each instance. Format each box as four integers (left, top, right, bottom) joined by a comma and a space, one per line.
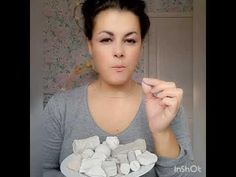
141, 81, 153, 99
142, 78, 163, 87
161, 97, 178, 107
154, 88, 183, 99
150, 81, 176, 93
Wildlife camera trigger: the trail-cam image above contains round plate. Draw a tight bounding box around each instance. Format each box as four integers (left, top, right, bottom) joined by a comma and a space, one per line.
60, 153, 155, 177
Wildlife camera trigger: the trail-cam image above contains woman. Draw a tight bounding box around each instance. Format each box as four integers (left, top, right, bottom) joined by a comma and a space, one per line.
42, 0, 198, 176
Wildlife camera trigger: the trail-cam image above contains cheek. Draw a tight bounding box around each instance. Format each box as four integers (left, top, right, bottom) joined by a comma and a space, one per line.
127, 47, 142, 65
91, 46, 111, 69
92, 45, 109, 58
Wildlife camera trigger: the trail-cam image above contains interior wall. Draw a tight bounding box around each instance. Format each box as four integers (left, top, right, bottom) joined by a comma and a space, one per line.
193, 0, 206, 176
30, 0, 43, 176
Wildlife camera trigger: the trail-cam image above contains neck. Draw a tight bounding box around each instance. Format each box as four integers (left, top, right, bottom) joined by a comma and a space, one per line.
92, 79, 137, 98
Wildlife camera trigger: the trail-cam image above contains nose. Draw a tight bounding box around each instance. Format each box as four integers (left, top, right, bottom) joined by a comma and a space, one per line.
113, 43, 124, 59
114, 52, 124, 58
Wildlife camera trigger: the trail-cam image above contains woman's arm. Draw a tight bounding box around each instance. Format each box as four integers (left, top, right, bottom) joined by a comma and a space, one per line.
152, 127, 180, 159
154, 107, 200, 177
42, 94, 65, 177
142, 78, 200, 176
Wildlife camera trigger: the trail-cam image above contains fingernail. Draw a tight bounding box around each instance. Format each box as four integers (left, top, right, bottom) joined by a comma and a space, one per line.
152, 91, 162, 97
152, 93, 159, 97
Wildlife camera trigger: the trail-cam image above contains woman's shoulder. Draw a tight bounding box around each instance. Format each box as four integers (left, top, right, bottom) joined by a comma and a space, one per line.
61, 84, 87, 98
45, 84, 88, 108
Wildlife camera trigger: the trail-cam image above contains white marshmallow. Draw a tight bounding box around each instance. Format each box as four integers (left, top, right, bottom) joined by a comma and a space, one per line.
127, 151, 140, 172
102, 160, 117, 176
111, 139, 146, 157
120, 163, 130, 175
84, 165, 106, 177
106, 136, 119, 150
72, 136, 100, 154
79, 158, 103, 173
134, 150, 142, 157
81, 149, 94, 159
67, 154, 82, 172
95, 144, 111, 157
117, 154, 130, 175
137, 151, 158, 166
92, 152, 107, 161
130, 161, 140, 172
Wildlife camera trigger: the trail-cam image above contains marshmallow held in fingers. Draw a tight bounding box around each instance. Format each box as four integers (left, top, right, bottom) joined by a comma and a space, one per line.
141, 79, 152, 92
67, 154, 82, 172
127, 151, 140, 172
137, 151, 158, 166
72, 136, 100, 154
142, 78, 167, 98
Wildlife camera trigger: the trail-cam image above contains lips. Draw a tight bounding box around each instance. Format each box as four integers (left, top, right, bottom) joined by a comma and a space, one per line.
111, 65, 126, 72
112, 65, 126, 68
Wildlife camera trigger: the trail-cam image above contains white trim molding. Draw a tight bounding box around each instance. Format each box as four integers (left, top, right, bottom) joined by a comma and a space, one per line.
148, 12, 192, 18
193, 0, 206, 176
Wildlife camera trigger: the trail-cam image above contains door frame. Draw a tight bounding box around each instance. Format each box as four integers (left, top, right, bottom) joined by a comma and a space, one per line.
193, 0, 206, 175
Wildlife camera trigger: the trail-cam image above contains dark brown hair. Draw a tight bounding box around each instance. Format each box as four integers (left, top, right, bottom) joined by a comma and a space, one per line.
81, 0, 150, 40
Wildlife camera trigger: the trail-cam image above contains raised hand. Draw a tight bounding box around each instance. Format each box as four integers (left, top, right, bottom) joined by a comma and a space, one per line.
141, 78, 183, 134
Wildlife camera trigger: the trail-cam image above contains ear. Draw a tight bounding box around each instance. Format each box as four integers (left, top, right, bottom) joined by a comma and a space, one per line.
139, 42, 144, 57
87, 40, 92, 56
141, 42, 144, 52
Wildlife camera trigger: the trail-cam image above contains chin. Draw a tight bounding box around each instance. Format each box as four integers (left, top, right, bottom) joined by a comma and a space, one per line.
108, 76, 131, 86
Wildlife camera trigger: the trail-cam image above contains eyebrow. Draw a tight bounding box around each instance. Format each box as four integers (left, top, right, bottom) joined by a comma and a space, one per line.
97, 31, 138, 37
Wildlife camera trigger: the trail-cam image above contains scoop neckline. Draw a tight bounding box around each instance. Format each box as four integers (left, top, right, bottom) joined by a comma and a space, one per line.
83, 82, 144, 136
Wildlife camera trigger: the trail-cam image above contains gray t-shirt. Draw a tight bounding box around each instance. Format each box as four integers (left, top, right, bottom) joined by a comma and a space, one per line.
42, 84, 199, 177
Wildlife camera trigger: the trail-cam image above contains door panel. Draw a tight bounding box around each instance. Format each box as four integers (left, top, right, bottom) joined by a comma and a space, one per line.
145, 17, 193, 137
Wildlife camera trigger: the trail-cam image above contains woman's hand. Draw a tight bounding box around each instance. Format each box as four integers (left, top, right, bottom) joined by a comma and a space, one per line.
142, 78, 183, 134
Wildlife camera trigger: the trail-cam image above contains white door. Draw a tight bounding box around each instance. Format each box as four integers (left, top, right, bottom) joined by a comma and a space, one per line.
144, 17, 193, 139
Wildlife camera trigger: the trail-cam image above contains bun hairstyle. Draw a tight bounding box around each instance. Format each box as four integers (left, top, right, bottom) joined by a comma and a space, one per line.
81, 0, 150, 40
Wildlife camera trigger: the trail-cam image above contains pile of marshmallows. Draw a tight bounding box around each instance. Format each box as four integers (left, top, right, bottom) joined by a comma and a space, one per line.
67, 136, 158, 177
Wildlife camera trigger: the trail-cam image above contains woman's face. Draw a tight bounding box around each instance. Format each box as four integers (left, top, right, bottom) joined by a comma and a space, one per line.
88, 9, 143, 85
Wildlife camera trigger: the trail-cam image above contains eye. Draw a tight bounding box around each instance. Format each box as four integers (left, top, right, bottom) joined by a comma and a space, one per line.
125, 39, 136, 44
100, 38, 112, 43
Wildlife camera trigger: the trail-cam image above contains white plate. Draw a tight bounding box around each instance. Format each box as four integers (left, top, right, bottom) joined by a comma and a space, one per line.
60, 153, 155, 177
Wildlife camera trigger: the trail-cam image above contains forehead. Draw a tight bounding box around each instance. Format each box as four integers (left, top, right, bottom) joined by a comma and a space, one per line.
93, 9, 140, 35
